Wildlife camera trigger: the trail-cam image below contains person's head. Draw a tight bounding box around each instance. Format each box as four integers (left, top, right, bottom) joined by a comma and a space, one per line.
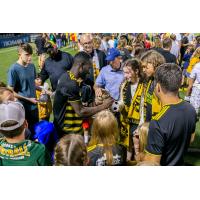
35, 74, 42, 87
80, 34, 93, 54
102, 33, 111, 42
123, 58, 142, 83
0, 87, 15, 103
93, 37, 101, 50
153, 36, 162, 48
54, 134, 87, 166
132, 44, 145, 59
162, 38, 172, 50
170, 34, 176, 41
73, 51, 92, 80
141, 50, 165, 79
89, 110, 119, 165
117, 39, 127, 50
106, 48, 122, 70
45, 41, 58, 59
136, 33, 145, 45
154, 63, 182, 99
0, 101, 27, 139
18, 43, 33, 65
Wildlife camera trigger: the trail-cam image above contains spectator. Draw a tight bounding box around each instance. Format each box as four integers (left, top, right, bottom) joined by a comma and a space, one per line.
144, 63, 197, 166
40, 41, 74, 91
156, 37, 177, 63
87, 110, 127, 166
54, 134, 87, 166
7, 43, 39, 136
94, 48, 124, 101
0, 101, 52, 166
140, 50, 166, 121
35, 33, 47, 70
186, 62, 200, 118
170, 34, 180, 59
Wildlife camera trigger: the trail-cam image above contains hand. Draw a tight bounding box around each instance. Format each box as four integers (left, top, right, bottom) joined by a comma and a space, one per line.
102, 97, 114, 109
28, 98, 38, 104
95, 88, 103, 97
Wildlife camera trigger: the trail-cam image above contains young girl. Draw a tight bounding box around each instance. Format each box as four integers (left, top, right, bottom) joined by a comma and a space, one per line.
87, 110, 127, 166
54, 134, 87, 166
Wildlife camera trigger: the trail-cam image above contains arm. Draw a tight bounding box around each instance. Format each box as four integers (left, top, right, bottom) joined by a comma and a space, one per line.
93, 70, 105, 97
8, 86, 38, 104
69, 97, 113, 118
190, 132, 195, 144
186, 78, 195, 96
40, 63, 49, 84
143, 152, 161, 164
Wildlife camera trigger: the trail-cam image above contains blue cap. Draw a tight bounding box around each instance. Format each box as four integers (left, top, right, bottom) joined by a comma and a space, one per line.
105, 48, 121, 62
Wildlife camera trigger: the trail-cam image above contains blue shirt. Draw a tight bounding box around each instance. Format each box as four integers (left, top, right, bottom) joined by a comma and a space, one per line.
95, 65, 124, 100
7, 62, 37, 110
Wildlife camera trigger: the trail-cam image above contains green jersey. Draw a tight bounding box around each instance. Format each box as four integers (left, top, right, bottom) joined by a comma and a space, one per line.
0, 138, 52, 166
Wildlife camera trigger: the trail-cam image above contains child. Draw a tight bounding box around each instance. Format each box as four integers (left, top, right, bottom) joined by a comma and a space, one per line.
35, 74, 52, 121
0, 87, 15, 103
87, 110, 127, 166
54, 134, 87, 166
0, 101, 52, 166
133, 122, 149, 162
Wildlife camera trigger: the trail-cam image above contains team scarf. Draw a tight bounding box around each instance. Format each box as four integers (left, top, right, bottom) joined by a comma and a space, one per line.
119, 78, 161, 148
119, 80, 145, 148
92, 50, 100, 81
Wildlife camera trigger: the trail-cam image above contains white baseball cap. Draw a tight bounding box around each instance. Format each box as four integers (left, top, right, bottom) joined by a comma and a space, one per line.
0, 101, 25, 131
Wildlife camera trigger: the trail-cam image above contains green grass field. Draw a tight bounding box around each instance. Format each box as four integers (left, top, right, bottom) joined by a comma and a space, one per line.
0, 44, 199, 165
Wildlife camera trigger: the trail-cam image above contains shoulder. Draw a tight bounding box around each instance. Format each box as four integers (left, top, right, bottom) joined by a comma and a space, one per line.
152, 105, 171, 121
61, 51, 73, 58
9, 63, 19, 71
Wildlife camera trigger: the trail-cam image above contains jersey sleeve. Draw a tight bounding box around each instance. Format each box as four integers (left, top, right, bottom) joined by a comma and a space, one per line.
145, 120, 165, 155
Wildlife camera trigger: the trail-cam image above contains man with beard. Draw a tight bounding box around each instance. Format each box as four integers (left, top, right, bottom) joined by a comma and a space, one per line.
40, 42, 74, 91
53, 52, 113, 138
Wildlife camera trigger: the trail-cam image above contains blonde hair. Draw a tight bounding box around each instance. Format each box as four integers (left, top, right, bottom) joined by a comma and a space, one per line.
138, 122, 149, 153
89, 110, 119, 165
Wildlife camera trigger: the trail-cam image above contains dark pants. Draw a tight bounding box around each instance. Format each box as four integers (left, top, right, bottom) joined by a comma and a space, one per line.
24, 107, 39, 139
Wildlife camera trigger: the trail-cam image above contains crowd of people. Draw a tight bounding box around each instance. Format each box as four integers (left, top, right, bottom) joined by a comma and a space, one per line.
0, 33, 199, 166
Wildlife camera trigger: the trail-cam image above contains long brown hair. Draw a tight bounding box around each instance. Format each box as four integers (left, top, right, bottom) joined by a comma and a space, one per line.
89, 110, 119, 165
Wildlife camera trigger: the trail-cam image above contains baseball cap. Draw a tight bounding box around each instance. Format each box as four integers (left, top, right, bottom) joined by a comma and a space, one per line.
105, 48, 121, 62
0, 101, 25, 131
